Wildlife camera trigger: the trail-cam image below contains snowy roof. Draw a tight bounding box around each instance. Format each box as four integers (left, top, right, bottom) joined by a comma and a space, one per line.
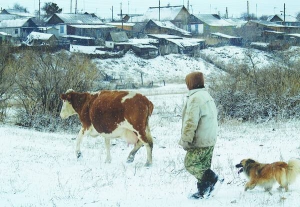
0, 18, 30, 28
166, 38, 205, 47
286, 33, 300, 38
0, 9, 34, 17
70, 24, 115, 29
106, 22, 135, 27
147, 34, 183, 39
211, 32, 241, 39
51, 13, 103, 24
132, 44, 157, 49
225, 18, 247, 28
0, 14, 20, 21
0, 31, 11, 36
249, 20, 285, 27
264, 30, 285, 34
150, 20, 191, 36
27, 32, 54, 40
62, 35, 95, 39
267, 14, 298, 22
195, 14, 234, 27
140, 6, 186, 21
128, 38, 158, 45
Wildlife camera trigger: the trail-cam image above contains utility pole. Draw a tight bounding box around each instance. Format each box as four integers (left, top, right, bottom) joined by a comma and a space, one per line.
38, 0, 40, 22
121, 3, 123, 30
112, 6, 114, 21
75, 0, 77, 14
283, 3, 286, 25
70, 0, 72, 13
159, 0, 161, 21
187, 0, 189, 12
226, 7, 228, 18
247, 1, 249, 21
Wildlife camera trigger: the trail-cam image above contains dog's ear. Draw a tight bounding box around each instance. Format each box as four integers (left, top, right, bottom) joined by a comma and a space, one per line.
245, 159, 256, 165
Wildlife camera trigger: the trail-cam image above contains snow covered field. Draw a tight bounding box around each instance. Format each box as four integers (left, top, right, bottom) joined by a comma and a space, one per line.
1, 46, 300, 206
1, 85, 300, 207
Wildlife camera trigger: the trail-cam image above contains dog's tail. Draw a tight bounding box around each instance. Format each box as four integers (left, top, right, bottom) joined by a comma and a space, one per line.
287, 159, 300, 184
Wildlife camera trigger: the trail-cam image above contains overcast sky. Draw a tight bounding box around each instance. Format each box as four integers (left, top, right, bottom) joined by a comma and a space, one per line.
0, 0, 299, 19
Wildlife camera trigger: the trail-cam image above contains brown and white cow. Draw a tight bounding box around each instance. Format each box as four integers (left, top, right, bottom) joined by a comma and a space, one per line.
60, 89, 154, 166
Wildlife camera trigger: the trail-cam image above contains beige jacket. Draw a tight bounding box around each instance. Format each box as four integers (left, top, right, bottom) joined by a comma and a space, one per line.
179, 88, 218, 149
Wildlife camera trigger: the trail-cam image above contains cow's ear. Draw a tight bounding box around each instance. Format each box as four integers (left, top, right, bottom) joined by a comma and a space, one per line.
60, 94, 67, 100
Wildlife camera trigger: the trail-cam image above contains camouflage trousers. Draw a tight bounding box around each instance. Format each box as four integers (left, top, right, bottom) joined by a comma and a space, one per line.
184, 146, 214, 182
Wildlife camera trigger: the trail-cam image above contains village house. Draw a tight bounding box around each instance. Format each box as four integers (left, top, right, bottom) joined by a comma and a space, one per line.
267, 14, 300, 26
192, 14, 235, 36
105, 31, 129, 51
0, 31, 12, 44
210, 32, 242, 46
23, 31, 58, 46
147, 34, 205, 56
135, 5, 190, 31
46, 13, 105, 38
244, 20, 300, 42
0, 18, 37, 42
143, 20, 191, 37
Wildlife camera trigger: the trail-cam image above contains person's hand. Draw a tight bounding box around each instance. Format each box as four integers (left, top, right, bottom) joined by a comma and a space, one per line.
180, 140, 192, 151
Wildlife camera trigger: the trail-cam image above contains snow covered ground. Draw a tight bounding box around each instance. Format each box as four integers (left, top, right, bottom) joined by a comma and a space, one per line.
1, 85, 300, 207
1, 46, 300, 206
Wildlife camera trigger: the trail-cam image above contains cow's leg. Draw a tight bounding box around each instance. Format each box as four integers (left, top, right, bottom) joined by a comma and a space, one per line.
127, 140, 143, 163
104, 138, 112, 163
76, 128, 85, 158
144, 125, 153, 167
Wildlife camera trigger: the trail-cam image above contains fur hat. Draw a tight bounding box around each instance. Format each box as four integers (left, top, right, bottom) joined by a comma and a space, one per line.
185, 72, 205, 90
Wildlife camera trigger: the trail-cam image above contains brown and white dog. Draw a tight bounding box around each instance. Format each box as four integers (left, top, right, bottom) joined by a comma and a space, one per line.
236, 158, 300, 192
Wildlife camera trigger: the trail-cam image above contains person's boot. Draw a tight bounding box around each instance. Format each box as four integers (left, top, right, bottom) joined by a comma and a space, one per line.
190, 180, 211, 199
202, 169, 224, 197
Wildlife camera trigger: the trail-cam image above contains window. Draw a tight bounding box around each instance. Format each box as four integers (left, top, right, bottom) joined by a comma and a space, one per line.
60, 25, 64, 34
15, 29, 18, 34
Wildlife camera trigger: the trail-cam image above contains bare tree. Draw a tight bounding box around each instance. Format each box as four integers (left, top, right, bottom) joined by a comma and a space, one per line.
13, 3, 28, 12
15, 50, 100, 124
0, 46, 22, 121
296, 12, 300, 21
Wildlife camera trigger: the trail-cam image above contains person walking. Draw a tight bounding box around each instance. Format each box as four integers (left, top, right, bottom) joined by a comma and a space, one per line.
179, 71, 222, 199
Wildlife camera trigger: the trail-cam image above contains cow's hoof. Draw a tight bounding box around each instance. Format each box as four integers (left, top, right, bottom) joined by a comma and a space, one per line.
144, 162, 152, 167
77, 152, 82, 159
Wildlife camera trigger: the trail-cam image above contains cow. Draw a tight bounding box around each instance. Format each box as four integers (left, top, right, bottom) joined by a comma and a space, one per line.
60, 89, 154, 166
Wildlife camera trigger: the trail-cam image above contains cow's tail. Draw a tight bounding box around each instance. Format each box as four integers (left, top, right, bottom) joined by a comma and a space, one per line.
148, 100, 154, 117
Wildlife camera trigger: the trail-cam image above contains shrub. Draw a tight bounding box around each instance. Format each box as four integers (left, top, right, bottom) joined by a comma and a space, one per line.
14, 50, 101, 130
209, 61, 300, 121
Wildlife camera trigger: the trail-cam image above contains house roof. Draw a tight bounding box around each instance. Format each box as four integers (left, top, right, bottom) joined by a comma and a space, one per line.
50, 13, 103, 24
139, 6, 187, 21
147, 34, 183, 39
150, 20, 191, 36
225, 18, 247, 28
0, 14, 20, 21
109, 31, 128, 42
0, 31, 12, 36
27, 32, 56, 41
286, 33, 300, 38
69, 24, 115, 29
0, 18, 32, 28
267, 14, 298, 22
249, 20, 285, 27
211, 32, 242, 39
166, 38, 205, 47
195, 14, 234, 27
0, 9, 34, 17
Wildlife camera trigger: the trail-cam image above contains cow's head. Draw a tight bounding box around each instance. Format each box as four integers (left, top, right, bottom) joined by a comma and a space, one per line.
60, 89, 77, 119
